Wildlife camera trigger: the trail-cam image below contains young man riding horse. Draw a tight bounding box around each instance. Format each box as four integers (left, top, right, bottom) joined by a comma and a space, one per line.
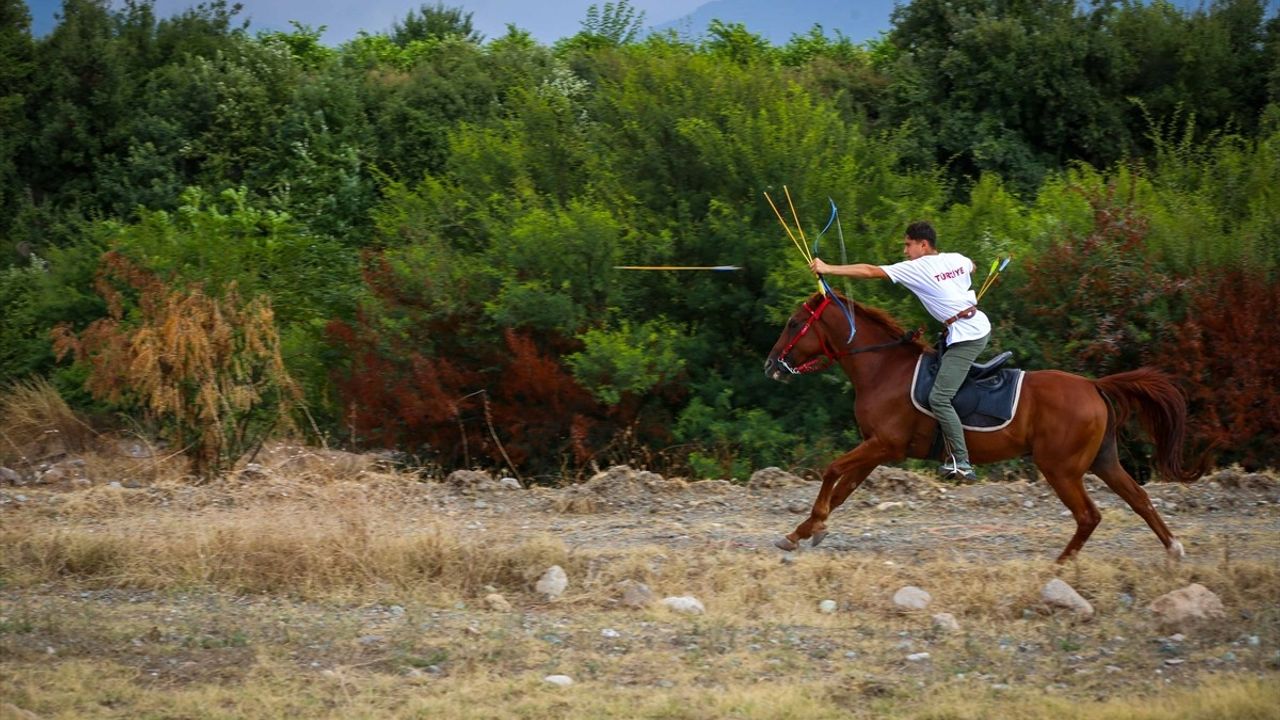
810, 221, 989, 483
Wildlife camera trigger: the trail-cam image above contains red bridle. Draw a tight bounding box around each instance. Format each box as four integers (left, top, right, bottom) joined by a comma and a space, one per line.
775, 294, 850, 374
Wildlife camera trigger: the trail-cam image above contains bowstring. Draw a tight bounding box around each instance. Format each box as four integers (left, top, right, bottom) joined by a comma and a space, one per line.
814, 197, 856, 343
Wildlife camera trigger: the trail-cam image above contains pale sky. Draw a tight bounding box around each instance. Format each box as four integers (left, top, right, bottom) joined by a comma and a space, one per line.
24, 0, 710, 45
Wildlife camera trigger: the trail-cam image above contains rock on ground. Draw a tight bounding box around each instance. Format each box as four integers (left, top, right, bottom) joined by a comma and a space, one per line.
1042, 578, 1094, 619
893, 586, 932, 611
447, 469, 500, 492
535, 565, 568, 600
748, 467, 805, 490
662, 596, 705, 615
1147, 583, 1225, 630
615, 579, 655, 608
932, 613, 961, 632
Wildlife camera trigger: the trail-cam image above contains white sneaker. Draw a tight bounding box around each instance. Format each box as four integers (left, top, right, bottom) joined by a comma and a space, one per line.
939, 461, 977, 483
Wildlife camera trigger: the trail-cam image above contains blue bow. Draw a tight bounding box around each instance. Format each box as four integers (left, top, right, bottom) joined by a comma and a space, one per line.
813, 198, 856, 343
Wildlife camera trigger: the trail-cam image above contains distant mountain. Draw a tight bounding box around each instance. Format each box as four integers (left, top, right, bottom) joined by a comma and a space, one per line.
649, 0, 900, 45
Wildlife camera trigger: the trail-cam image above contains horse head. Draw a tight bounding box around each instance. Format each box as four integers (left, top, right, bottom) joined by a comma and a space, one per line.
764, 293, 851, 382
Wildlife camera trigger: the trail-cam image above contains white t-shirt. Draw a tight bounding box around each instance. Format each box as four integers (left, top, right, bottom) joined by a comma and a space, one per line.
880, 252, 991, 343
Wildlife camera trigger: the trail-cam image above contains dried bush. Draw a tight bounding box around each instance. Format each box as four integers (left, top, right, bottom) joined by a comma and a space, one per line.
52, 252, 301, 479
0, 376, 96, 466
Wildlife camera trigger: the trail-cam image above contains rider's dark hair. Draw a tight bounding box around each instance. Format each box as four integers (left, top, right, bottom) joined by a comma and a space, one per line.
905, 221, 937, 248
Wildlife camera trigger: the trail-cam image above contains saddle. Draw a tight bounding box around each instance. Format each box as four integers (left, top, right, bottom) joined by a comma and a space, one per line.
910, 350, 1025, 433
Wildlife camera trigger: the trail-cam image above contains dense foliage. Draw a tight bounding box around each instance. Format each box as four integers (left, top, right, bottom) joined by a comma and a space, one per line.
3, 0, 1278, 476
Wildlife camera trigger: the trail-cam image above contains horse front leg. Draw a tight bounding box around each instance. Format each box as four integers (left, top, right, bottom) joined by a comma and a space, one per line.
776, 440, 893, 551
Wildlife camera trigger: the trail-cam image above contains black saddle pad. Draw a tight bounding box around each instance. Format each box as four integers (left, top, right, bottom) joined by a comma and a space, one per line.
910, 353, 1025, 430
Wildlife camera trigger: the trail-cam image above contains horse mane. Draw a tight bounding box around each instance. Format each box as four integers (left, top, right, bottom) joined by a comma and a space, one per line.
810, 291, 931, 352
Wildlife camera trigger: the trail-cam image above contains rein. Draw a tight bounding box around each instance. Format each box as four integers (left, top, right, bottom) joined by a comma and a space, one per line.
848, 328, 923, 355
777, 295, 922, 375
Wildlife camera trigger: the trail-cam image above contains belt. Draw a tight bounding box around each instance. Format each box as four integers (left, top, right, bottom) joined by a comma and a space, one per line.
944, 306, 977, 326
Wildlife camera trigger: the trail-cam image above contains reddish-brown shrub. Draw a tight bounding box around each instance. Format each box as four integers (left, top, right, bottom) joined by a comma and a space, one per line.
1160, 270, 1280, 470
326, 250, 631, 477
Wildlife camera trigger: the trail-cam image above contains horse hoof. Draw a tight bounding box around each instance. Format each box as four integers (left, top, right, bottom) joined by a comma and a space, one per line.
1167, 539, 1185, 561
810, 530, 828, 547
774, 536, 798, 552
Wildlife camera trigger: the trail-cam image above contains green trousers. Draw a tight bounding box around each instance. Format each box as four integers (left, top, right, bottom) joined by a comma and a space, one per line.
928, 334, 990, 465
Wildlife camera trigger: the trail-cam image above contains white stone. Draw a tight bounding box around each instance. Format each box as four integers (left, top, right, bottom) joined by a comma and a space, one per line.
1147, 583, 1225, 629
544, 675, 574, 687
615, 579, 655, 608
535, 565, 568, 600
1042, 578, 1094, 619
893, 586, 932, 611
932, 612, 961, 632
907, 652, 931, 662
748, 467, 803, 489
447, 469, 497, 491
662, 596, 706, 615
818, 599, 838, 614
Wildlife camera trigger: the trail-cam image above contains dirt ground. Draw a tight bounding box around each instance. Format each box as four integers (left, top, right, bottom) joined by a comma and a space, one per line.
2, 456, 1279, 719
454, 464, 1280, 563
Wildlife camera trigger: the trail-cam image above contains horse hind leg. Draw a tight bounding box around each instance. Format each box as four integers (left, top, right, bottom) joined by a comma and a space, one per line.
1090, 437, 1184, 560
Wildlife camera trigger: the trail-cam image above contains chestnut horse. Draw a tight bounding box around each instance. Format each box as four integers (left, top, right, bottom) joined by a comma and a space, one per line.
764, 292, 1199, 562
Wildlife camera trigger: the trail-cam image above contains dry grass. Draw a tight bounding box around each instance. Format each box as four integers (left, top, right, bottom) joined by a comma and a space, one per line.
4, 479, 1280, 614
0, 376, 96, 465
1, 497, 565, 601
2, 658, 1277, 719
4, 485, 1279, 614
3, 463, 1279, 719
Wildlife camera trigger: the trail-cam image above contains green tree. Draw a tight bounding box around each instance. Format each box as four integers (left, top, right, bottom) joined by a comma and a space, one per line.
18, 0, 255, 236
1110, 0, 1271, 141
259, 21, 335, 69
0, 229, 108, 391
390, 2, 482, 45
357, 37, 513, 182
557, 0, 646, 53
884, 0, 1130, 192
24, 0, 125, 213
566, 319, 686, 406
701, 20, 773, 66
0, 0, 34, 248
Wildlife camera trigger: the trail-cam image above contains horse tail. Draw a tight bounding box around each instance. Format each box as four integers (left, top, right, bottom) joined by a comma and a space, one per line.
1093, 368, 1203, 483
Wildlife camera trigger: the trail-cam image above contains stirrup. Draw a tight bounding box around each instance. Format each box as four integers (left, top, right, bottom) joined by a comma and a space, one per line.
939, 460, 977, 483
